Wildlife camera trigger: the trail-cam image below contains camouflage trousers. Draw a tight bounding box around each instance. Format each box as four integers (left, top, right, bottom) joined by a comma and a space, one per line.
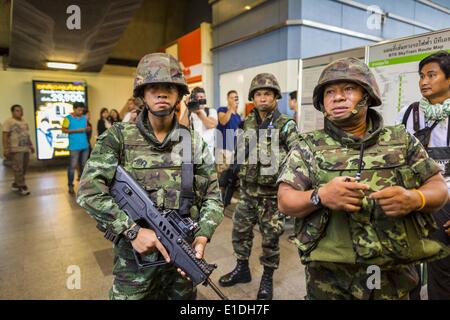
305, 261, 419, 300
109, 243, 196, 300
232, 187, 285, 269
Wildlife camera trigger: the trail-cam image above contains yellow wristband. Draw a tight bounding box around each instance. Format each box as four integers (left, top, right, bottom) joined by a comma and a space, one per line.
413, 189, 426, 211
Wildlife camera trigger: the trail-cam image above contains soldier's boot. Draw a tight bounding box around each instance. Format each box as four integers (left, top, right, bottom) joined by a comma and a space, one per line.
257, 266, 274, 300
218, 259, 251, 287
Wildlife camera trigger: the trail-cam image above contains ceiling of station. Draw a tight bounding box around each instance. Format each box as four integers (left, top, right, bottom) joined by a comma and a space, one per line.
0, 0, 211, 71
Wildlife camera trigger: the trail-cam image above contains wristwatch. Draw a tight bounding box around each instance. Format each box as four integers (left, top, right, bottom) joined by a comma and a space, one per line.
310, 188, 323, 208
125, 224, 141, 241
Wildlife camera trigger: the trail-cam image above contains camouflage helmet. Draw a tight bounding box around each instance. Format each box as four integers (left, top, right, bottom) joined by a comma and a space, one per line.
248, 73, 282, 100
312, 57, 382, 111
133, 53, 189, 98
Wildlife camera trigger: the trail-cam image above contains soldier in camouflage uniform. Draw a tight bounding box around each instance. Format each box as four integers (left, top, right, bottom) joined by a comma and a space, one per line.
218, 73, 298, 300
76, 53, 223, 300
277, 57, 450, 300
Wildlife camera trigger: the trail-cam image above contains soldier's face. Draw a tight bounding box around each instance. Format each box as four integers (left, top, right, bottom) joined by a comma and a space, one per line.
323, 82, 365, 122
253, 89, 276, 112
419, 62, 450, 102
144, 84, 179, 114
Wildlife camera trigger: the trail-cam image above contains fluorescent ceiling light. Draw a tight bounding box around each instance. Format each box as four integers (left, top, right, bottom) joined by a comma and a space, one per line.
46, 62, 78, 70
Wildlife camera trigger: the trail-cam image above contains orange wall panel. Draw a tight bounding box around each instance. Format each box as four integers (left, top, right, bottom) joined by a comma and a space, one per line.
178, 28, 201, 68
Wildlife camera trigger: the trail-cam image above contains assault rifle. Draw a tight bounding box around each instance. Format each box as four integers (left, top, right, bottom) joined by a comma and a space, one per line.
107, 165, 227, 300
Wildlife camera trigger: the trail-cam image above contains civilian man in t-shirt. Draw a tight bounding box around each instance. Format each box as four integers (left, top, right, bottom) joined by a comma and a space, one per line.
2, 104, 35, 195
216, 90, 242, 174
62, 102, 90, 194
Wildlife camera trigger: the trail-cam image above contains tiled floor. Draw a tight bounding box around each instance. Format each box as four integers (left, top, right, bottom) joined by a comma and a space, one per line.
0, 164, 306, 300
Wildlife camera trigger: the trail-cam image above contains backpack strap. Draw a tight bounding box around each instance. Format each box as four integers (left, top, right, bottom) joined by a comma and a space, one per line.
402, 102, 420, 131
447, 116, 450, 146
402, 102, 450, 147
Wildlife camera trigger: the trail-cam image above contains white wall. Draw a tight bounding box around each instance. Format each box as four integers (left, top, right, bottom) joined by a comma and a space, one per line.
0, 62, 136, 161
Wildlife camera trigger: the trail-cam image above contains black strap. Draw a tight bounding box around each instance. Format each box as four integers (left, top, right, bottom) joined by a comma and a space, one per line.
402, 101, 450, 146
402, 102, 419, 130
179, 127, 194, 218
447, 117, 450, 146
180, 163, 194, 217
414, 103, 443, 134
412, 102, 420, 132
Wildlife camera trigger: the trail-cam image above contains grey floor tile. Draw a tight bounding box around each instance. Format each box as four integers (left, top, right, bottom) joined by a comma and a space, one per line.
0, 167, 307, 300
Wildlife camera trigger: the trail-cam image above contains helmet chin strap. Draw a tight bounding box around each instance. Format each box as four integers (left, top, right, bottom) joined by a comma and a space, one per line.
322, 94, 369, 124
145, 99, 180, 118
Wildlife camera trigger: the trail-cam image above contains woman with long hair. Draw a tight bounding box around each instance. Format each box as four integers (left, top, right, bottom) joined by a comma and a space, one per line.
109, 109, 121, 124
97, 108, 111, 136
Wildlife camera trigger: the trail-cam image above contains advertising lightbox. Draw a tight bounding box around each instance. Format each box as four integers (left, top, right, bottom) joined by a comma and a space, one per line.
33, 80, 88, 160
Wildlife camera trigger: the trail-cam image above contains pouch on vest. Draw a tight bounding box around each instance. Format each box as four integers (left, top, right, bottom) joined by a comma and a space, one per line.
311, 135, 415, 262
290, 209, 330, 256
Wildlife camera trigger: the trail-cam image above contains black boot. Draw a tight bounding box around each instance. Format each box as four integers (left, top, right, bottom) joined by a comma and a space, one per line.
219, 259, 251, 287
257, 267, 274, 300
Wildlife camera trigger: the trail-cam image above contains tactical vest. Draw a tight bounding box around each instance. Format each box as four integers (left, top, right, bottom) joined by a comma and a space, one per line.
117, 123, 206, 222
111, 122, 211, 262
291, 125, 449, 267
239, 110, 294, 188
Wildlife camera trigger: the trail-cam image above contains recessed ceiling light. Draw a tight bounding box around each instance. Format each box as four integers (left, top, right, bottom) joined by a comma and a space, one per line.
46, 62, 78, 70
244, 5, 251, 10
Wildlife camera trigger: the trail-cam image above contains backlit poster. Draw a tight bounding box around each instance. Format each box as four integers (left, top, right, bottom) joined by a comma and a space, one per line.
33, 80, 88, 160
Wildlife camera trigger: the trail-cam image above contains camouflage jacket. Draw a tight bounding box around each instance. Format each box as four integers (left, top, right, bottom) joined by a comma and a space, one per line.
77, 109, 224, 249
278, 109, 449, 266
238, 108, 298, 197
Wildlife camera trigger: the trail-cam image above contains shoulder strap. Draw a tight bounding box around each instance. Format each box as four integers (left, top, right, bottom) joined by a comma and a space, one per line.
401, 102, 419, 130
412, 102, 420, 132
429, 120, 440, 131
402, 102, 450, 146
179, 128, 194, 218
447, 116, 450, 146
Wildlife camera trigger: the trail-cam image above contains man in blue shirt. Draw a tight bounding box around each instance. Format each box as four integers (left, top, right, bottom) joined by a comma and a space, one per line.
216, 90, 242, 174
62, 102, 91, 194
